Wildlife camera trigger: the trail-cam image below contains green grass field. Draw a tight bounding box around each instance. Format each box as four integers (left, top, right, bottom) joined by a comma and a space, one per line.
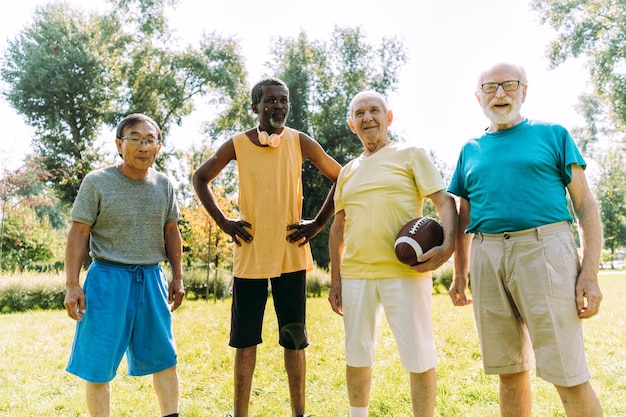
0, 272, 624, 416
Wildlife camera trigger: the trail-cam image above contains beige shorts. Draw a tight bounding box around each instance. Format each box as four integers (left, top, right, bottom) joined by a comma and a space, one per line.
470, 221, 590, 387
341, 277, 436, 373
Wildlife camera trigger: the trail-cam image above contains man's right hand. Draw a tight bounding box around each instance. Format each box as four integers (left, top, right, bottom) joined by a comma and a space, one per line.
221, 219, 253, 246
64, 286, 86, 321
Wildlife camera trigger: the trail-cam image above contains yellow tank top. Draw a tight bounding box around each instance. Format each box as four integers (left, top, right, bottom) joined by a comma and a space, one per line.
232, 127, 313, 278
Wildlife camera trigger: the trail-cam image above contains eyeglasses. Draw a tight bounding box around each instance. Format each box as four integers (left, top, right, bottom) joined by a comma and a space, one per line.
480, 80, 521, 94
120, 136, 160, 147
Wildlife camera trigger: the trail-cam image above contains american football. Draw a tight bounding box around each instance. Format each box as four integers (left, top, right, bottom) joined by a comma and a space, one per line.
394, 217, 444, 266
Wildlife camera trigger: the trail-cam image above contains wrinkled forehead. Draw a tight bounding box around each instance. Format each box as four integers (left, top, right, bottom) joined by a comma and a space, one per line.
122, 121, 159, 137
478, 63, 526, 86
261, 84, 289, 99
350, 92, 388, 115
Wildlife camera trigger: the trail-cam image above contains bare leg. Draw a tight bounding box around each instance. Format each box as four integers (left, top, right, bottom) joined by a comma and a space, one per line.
284, 348, 306, 416
410, 368, 436, 417
233, 346, 257, 417
555, 381, 603, 417
86, 382, 111, 417
499, 371, 531, 417
153, 365, 179, 416
346, 365, 372, 408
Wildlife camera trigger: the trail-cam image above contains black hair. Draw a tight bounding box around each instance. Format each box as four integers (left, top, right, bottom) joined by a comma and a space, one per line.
115, 113, 162, 159
115, 113, 162, 142
250, 77, 288, 105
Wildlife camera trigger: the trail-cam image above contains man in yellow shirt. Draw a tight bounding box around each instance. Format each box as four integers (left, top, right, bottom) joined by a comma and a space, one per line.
193, 77, 340, 417
329, 91, 457, 417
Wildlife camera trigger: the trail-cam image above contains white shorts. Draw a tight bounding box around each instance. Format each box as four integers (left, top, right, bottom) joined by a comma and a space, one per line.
341, 277, 436, 373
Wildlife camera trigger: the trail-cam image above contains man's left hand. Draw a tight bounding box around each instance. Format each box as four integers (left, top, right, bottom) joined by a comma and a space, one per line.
576, 271, 603, 318
286, 220, 322, 246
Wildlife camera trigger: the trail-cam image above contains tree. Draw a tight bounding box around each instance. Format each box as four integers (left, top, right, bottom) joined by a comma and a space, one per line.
0, 205, 64, 272
268, 27, 408, 267
2, 0, 249, 206
1, 3, 124, 206
595, 148, 626, 264
0, 155, 67, 270
531, 0, 626, 135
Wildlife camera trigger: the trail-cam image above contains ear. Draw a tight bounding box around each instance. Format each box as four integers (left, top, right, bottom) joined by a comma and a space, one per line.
115, 138, 123, 154
520, 84, 528, 103
347, 117, 356, 133
475, 89, 482, 104
387, 110, 393, 125
251, 102, 259, 114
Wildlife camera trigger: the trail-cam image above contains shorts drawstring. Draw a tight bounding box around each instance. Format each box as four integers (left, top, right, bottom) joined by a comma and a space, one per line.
129, 264, 146, 304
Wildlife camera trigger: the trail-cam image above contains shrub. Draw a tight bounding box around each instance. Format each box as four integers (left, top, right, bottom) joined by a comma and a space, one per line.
433, 264, 453, 294
0, 286, 65, 313
182, 267, 231, 300
306, 266, 330, 297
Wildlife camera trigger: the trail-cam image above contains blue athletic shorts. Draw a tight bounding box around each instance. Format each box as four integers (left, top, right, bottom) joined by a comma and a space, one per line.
66, 259, 177, 383
229, 270, 308, 350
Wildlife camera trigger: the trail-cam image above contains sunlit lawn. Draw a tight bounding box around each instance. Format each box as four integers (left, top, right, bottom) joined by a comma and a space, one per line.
0, 272, 624, 416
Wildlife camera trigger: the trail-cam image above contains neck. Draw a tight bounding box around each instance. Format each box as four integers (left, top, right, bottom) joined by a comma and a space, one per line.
118, 164, 148, 180
363, 138, 391, 156
488, 115, 524, 132
257, 125, 286, 136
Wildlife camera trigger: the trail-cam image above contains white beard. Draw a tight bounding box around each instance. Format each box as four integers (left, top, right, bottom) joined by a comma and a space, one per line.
484, 100, 522, 125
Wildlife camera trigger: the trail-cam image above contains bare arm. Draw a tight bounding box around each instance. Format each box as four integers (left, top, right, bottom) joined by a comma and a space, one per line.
192, 139, 252, 246
63, 221, 91, 321
567, 164, 603, 318
286, 133, 342, 245
164, 221, 185, 311
413, 190, 458, 272
449, 197, 474, 306
328, 209, 346, 316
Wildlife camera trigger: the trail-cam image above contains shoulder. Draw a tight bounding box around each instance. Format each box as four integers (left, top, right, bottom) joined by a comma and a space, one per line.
525, 119, 570, 134
149, 168, 173, 183
81, 166, 116, 185
296, 129, 327, 159
295, 129, 312, 145
389, 142, 430, 160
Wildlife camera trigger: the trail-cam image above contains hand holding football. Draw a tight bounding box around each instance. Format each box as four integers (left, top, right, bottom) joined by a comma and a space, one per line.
394, 217, 444, 266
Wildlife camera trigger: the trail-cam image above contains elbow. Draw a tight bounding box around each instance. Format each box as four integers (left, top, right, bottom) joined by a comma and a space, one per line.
192, 171, 205, 193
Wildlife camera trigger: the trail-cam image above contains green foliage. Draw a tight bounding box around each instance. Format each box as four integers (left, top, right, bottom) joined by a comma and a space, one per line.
182, 267, 230, 301
1, 1, 248, 204
306, 266, 331, 297
432, 263, 454, 294
531, 0, 626, 133
0, 206, 64, 272
0, 273, 66, 313
0, 286, 65, 314
595, 148, 626, 254
1, 3, 123, 205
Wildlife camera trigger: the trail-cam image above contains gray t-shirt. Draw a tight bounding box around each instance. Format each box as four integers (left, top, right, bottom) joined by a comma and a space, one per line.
71, 165, 180, 265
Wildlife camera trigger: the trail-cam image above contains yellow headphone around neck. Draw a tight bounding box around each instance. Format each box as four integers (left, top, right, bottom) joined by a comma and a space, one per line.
257, 126, 285, 148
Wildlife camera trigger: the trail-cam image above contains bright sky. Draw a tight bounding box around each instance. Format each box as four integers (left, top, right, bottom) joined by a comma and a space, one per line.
0, 0, 590, 172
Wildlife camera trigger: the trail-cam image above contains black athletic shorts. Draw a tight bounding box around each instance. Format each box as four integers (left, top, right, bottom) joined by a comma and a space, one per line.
229, 270, 309, 350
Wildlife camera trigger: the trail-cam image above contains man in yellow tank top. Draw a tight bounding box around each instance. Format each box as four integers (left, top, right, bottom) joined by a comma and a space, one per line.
193, 77, 341, 417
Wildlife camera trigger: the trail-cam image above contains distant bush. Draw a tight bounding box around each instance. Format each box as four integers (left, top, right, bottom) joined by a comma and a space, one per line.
0, 279, 66, 314
306, 266, 330, 297
183, 267, 231, 300
433, 264, 453, 294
